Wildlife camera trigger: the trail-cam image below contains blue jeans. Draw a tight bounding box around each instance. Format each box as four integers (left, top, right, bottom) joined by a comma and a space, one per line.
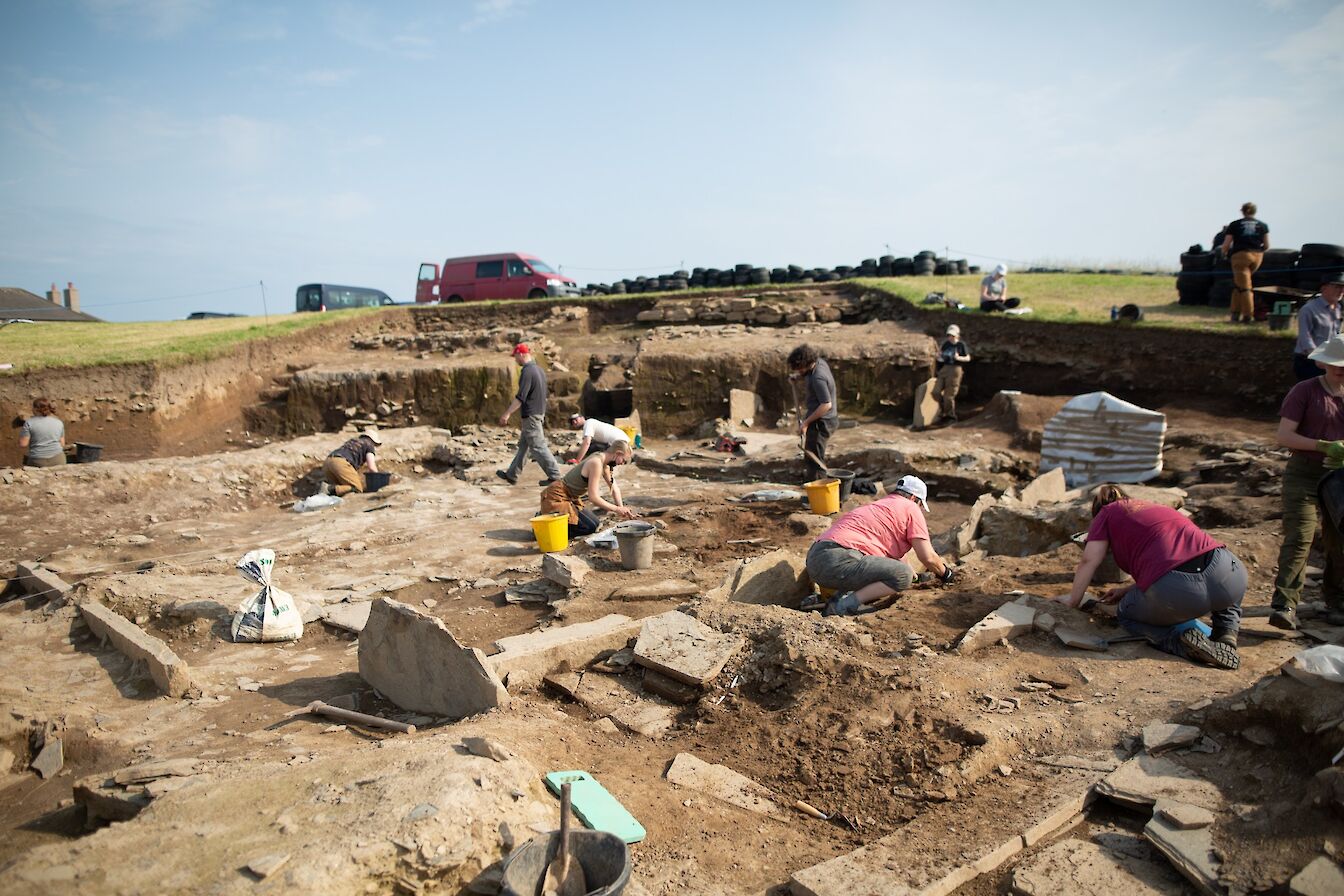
1118, 547, 1246, 658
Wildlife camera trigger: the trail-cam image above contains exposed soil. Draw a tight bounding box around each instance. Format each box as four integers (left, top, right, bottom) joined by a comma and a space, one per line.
0, 300, 1334, 895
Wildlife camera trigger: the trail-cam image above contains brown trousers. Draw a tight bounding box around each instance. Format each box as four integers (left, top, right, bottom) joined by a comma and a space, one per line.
1230, 251, 1262, 320
24, 453, 67, 468
540, 480, 584, 524
933, 365, 964, 418
323, 456, 365, 496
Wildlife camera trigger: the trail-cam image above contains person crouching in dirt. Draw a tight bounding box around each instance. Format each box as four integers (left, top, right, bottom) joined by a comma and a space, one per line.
1054, 484, 1246, 670
17, 398, 66, 468
568, 413, 626, 461
540, 440, 639, 538
323, 429, 382, 497
801, 475, 955, 616
1269, 332, 1344, 631
788, 344, 838, 481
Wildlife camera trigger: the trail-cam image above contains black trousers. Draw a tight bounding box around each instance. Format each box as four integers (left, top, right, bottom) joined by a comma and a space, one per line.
804, 420, 834, 480
1295, 354, 1321, 382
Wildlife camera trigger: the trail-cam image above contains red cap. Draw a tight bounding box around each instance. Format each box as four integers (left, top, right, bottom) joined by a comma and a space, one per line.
512, 343, 530, 356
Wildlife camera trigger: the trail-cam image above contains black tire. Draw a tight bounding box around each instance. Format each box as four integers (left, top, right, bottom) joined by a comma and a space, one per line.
1301, 244, 1344, 259
1298, 257, 1344, 289
611, 282, 627, 294
527, 289, 547, 299
734, 263, 752, 274
956, 259, 969, 274
877, 262, 893, 276
1207, 279, 1233, 307
1179, 252, 1215, 272
1175, 272, 1211, 305
446, 294, 465, 303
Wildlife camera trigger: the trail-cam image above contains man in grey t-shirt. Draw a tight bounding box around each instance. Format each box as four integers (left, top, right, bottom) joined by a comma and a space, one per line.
497, 343, 563, 486
789, 344, 838, 481
1294, 273, 1344, 382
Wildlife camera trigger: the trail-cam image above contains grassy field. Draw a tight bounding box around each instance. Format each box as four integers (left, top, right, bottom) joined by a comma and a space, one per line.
0, 307, 386, 373
864, 273, 1289, 336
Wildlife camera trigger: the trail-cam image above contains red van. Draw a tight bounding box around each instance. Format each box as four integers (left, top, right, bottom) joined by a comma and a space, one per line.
415, 252, 581, 303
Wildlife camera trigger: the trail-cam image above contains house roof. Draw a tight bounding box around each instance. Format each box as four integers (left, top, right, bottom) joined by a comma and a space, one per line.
0, 288, 102, 322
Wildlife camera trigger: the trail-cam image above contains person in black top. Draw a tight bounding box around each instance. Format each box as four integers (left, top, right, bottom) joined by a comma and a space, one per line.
497, 343, 563, 486
1221, 202, 1270, 325
788, 344, 838, 481
933, 324, 971, 421
323, 429, 382, 496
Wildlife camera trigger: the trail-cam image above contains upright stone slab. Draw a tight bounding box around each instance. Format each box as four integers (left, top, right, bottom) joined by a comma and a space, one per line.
80, 601, 194, 698
1019, 467, 1067, 507
16, 562, 71, 600
724, 550, 810, 608
1143, 813, 1221, 896
957, 601, 1036, 653
913, 377, 939, 429
728, 389, 759, 427
949, 493, 996, 555
542, 553, 589, 589
633, 611, 743, 686
666, 752, 783, 818
358, 598, 508, 719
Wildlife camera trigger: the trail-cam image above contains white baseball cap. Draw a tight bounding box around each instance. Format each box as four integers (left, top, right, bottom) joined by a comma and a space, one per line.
994, 263, 1008, 276
362, 428, 383, 445
894, 475, 929, 510
945, 324, 960, 337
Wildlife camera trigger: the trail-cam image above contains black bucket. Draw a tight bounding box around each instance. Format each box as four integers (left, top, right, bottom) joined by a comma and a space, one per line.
74, 442, 103, 464
364, 471, 392, 492
500, 830, 630, 896
1117, 303, 1144, 322
827, 469, 856, 502
1319, 470, 1344, 533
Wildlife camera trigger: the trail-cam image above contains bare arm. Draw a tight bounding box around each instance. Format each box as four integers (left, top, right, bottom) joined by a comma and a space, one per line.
574, 436, 593, 461
911, 538, 948, 577
1221, 234, 1233, 254
1058, 539, 1108, 607
18, 433, 29, 450
499, 397, 521, 426
364, 452, 379, 474
585, 457, 636, 518
1278, 416, 1323, 453
800, 401, 833, 429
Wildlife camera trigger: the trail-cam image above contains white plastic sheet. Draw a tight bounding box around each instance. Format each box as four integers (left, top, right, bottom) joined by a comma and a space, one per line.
1283, 645, 1344, 685
1040, 391, 1167, 488
230, 549, 304, 642
294, 493, 343, 513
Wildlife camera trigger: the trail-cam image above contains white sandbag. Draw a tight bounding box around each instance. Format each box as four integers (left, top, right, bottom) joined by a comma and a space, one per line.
1283, 645, 1344, 685
231, 549, 304, 642
294, 493, 343, 513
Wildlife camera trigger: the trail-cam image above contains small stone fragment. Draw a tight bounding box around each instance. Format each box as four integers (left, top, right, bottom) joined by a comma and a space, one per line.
246, 853, 291, 879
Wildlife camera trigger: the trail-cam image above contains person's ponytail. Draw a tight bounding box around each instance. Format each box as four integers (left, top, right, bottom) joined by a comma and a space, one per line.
1090, 483, 1128, 517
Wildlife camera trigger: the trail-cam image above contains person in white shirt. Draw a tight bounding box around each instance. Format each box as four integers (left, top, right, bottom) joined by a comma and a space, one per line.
568, 414, 628, 461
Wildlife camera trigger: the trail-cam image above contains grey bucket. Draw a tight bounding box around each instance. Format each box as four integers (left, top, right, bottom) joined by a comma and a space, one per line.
826, 469, 855, 502
500, 830, 630, 896
614, 521, 657, 570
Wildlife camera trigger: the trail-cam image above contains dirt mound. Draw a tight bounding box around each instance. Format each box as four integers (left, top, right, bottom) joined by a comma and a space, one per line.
974, 391, 1070, 451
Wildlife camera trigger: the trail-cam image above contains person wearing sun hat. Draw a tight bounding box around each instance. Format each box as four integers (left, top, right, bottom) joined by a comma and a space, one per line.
1270, 331, 1344, 630
323, 428, 383, 496
932, 324, 971, 422
801, 474, 956, 616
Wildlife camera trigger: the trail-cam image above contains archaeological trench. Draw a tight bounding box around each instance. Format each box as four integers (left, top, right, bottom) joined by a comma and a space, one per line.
1, 285, 1341, 896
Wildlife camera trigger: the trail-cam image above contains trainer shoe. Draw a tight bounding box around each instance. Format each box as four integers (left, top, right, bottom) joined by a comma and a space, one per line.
495, 470, 518, 486
1268, 606, 1298, 630
1179, 628, 1240, 670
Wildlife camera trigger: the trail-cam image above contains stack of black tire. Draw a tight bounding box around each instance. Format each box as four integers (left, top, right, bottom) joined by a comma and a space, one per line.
582, 251, 974, 294
1177, 242, 1344, 307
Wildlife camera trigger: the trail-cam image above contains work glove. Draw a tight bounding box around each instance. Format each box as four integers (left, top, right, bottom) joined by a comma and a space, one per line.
1318, 440, 1344, 461
1329, 455, 1344, 471
938, 565, 957, 585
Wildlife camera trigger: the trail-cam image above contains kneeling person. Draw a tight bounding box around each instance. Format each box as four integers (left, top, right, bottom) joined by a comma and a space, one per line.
804, 475, 955, 616
540, 440, 639, 537
569, 413, 627, 461
323, 429, 382, 497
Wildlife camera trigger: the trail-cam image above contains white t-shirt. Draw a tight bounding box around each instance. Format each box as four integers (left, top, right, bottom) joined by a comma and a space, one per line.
583, 419, 627, 446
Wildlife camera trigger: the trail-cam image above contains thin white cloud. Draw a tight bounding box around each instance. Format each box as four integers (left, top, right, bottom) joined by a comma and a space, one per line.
294, 68, 357, 87
460, 0, 530, 32
328, 3, 437, 59
83, 0, 212, 38
1266, 3, 1344, 75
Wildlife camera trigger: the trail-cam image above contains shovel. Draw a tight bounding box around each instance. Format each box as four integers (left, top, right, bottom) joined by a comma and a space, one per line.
543, 782, 586, 896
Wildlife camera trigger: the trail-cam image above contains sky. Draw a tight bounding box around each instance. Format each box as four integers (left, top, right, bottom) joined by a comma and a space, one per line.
1, 0, 1342, 322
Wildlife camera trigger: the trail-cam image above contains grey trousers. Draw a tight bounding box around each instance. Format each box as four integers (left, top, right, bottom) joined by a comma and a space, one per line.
1118, 547, 1246, 655
506, 415, 562, 480
806, 539, 914, 593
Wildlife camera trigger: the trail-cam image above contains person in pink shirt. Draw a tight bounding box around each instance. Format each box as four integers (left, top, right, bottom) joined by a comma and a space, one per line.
802, 475, 955, 616
1055, 484, 1246, 670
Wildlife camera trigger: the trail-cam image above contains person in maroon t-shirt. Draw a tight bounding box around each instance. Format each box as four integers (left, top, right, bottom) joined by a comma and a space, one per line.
1054, 485, 1246, 670
1270, 332, 1344, 630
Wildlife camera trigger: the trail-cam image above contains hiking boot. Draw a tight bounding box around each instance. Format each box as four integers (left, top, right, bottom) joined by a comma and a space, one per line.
1210, 628, 1238, 647
495, 470, 518, 486
1180, 628, 1240, 670
538, 478, 559, 487
1268, 606, 1298, 630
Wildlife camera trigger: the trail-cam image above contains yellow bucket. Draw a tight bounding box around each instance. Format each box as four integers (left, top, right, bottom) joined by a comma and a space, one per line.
804, 478, 841, 515
619, 425, 637, 446
530, 512, 569, 553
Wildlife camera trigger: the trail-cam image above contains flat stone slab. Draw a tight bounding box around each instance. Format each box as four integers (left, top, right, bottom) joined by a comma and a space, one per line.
959, 601, 1037, 653
1097, 755, 1222, 812
1142, 723, 1202, 754
358, 597, 508, 719
1143, 813, 1221, 896
1154, 799, 1214, 830
80, 601, 194, 698
642, 669, 701, 704
666, 752, 782, 818
791, 778, 1098, 896
633, 611, 744, 686
1056, 626, 1110, 651
544, 672, 675, 739
320, 600, 373, 633
112, 758, 200, 785
74, 776, 152, 823
16, 562, 71, 600
610, 702, 676, 738
1010, 837, 1187, 895
489, 614, 640, 681
1290, 856, 1344, 896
